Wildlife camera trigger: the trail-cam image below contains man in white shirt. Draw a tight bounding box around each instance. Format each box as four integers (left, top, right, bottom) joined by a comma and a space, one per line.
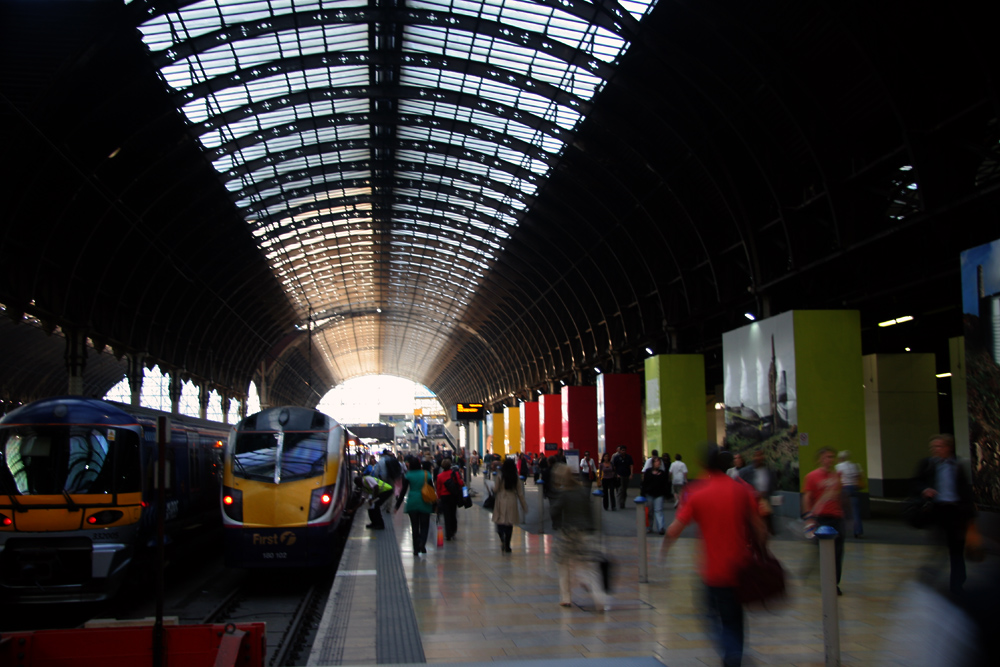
579, 451, 594, 490
668, 454, 688, 508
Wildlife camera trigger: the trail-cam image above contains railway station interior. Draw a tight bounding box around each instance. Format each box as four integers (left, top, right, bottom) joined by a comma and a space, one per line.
1, 0, 999, 665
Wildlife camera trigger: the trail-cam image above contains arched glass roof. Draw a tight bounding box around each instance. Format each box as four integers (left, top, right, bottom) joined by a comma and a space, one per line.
129, 0, 658, 386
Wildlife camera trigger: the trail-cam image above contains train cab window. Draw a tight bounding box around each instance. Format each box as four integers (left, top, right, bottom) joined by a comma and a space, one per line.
232, 430, 327, 483
0, 426, 142, 495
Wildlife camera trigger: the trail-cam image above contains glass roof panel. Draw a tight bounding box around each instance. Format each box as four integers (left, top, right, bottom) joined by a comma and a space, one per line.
135, 0, 658, 383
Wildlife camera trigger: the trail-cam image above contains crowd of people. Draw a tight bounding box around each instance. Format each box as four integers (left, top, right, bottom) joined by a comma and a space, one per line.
351, 434, 991, 667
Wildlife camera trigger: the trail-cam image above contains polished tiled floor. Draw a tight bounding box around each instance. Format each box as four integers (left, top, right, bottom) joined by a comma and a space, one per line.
387, 478, 992, 666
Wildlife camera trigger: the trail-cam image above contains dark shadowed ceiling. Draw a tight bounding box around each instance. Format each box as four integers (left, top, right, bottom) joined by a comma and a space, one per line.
1, 0, 998, 412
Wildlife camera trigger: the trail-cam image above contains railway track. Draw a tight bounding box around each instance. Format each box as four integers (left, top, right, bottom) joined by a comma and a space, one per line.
200, 567, 336, 666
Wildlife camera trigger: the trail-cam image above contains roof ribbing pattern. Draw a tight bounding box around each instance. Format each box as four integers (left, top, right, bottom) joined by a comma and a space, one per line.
130, 0, 656, 386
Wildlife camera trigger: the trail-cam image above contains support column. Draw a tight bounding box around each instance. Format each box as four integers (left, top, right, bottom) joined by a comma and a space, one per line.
221, 393, 231, 424
491, 412, 506, 456
645, 354, 706, 476
239, 396, 248, 420
126, 353, 145, 407
198, 383, 210, 421
504, 406, 521, 455
168, 373, 182, 415
539, 394, 562, 454
561, 385, 597, 454
597, 373, 641, 459
863, 353, 938, 497
522, 401, 540, 455
64, 330, 87, 396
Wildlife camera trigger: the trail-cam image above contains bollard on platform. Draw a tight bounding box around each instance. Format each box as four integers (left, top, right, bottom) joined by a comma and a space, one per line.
633, 495, 647, 583
816, 524, 840, 667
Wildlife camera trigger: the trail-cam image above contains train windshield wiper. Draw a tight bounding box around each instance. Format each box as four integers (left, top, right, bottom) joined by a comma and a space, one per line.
232, 455, 250, 478
1, 474, 26, 513
62, 489, 80, 512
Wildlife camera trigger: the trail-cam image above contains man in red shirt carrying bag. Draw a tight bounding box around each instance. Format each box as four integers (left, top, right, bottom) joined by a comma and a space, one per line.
664, 444, 766, 667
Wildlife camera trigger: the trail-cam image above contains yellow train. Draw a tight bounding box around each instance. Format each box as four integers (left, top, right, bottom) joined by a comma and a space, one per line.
0, 397, 227, 603
221, 406, 353, 567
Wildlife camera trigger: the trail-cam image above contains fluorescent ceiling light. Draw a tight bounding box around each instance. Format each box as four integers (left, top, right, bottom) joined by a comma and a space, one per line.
645, 347, 653, 355
936, 372, 952, 378
744, 313, 756, 321
878, 315, 914, 327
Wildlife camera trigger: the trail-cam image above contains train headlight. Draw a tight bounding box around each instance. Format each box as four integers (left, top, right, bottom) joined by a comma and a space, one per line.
309, 485, 335, 521
86, 510, 124, 526
222, 486, 243, 522
1, 513, 12, 527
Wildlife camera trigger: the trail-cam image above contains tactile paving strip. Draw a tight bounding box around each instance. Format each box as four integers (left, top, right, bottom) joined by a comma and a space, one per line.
375, 518, 426, 664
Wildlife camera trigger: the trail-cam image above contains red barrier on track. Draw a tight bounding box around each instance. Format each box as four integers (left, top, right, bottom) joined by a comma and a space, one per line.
0, 622, 266, 667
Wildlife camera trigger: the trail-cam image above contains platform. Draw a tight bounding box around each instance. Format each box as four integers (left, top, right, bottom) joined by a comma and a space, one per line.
309, 477, 995, 666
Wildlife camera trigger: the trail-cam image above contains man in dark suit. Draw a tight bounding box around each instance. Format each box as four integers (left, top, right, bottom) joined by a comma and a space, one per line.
912, 434, 976, 595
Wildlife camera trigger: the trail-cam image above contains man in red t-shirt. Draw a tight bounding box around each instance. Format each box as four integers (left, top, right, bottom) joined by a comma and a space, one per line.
665, 445, 765, 667
803, 446, 845, 593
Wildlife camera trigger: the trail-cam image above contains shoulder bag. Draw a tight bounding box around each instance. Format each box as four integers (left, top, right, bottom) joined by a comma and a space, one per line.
421, 472, 437, 505
736, 496, 787, 607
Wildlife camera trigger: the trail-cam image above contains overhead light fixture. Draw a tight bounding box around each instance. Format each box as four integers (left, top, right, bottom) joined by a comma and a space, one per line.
905, 347, 911, 352
744, 313, 756, 321
714, 402, 724, 410
645, 347, 653, 355
594, 367, 602, 374
107, 147, 122, 159
936, 372, 952, 378
376, 307, 382, 313
560, 380, 566, 386
878, 315, 914, 328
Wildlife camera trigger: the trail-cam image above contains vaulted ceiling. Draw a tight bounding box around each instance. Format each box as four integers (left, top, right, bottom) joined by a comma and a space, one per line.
1, 0, 998, 412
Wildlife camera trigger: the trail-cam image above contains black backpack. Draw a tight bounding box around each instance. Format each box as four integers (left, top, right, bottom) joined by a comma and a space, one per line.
444, 470, 461, 496
385, 456, 402, 480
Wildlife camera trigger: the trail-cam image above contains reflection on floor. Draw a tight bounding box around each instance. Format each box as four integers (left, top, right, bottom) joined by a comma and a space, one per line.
393, 479, 990, 666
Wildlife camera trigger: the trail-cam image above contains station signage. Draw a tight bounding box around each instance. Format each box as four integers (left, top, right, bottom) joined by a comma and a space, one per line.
455, 402, 485, 420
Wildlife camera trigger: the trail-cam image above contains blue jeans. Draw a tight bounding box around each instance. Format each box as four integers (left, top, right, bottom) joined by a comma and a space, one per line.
651, 495, 665, 532
843, 485, 863, 536
705, 585, 744, 666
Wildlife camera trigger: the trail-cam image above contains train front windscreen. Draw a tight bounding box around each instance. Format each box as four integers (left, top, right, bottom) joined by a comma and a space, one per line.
0, 425, 142, 496
231, 430, 328, 484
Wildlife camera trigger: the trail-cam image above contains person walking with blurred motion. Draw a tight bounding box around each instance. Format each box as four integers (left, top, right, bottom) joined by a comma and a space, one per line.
803, 446, 845, 594
669, 454, 688, 508
664, 444, 766, 667
740, 449, 778, 535
726, 453, 746, 479
913, 434, 977, 595
435, 458, 465, 541
395, 458, 434, 555
492, 458, 528, 553
597, 452, 617, 511
551, 464, 610, 610
612, 445, 634, 509
579, 451, 595, 489
836, 450, 866, 538
641, 456, 670, 534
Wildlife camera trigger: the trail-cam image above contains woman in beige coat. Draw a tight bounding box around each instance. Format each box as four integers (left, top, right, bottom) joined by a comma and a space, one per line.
492, 458, 528, 553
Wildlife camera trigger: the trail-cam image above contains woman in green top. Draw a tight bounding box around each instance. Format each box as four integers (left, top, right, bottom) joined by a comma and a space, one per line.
396, 457, 434, 555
